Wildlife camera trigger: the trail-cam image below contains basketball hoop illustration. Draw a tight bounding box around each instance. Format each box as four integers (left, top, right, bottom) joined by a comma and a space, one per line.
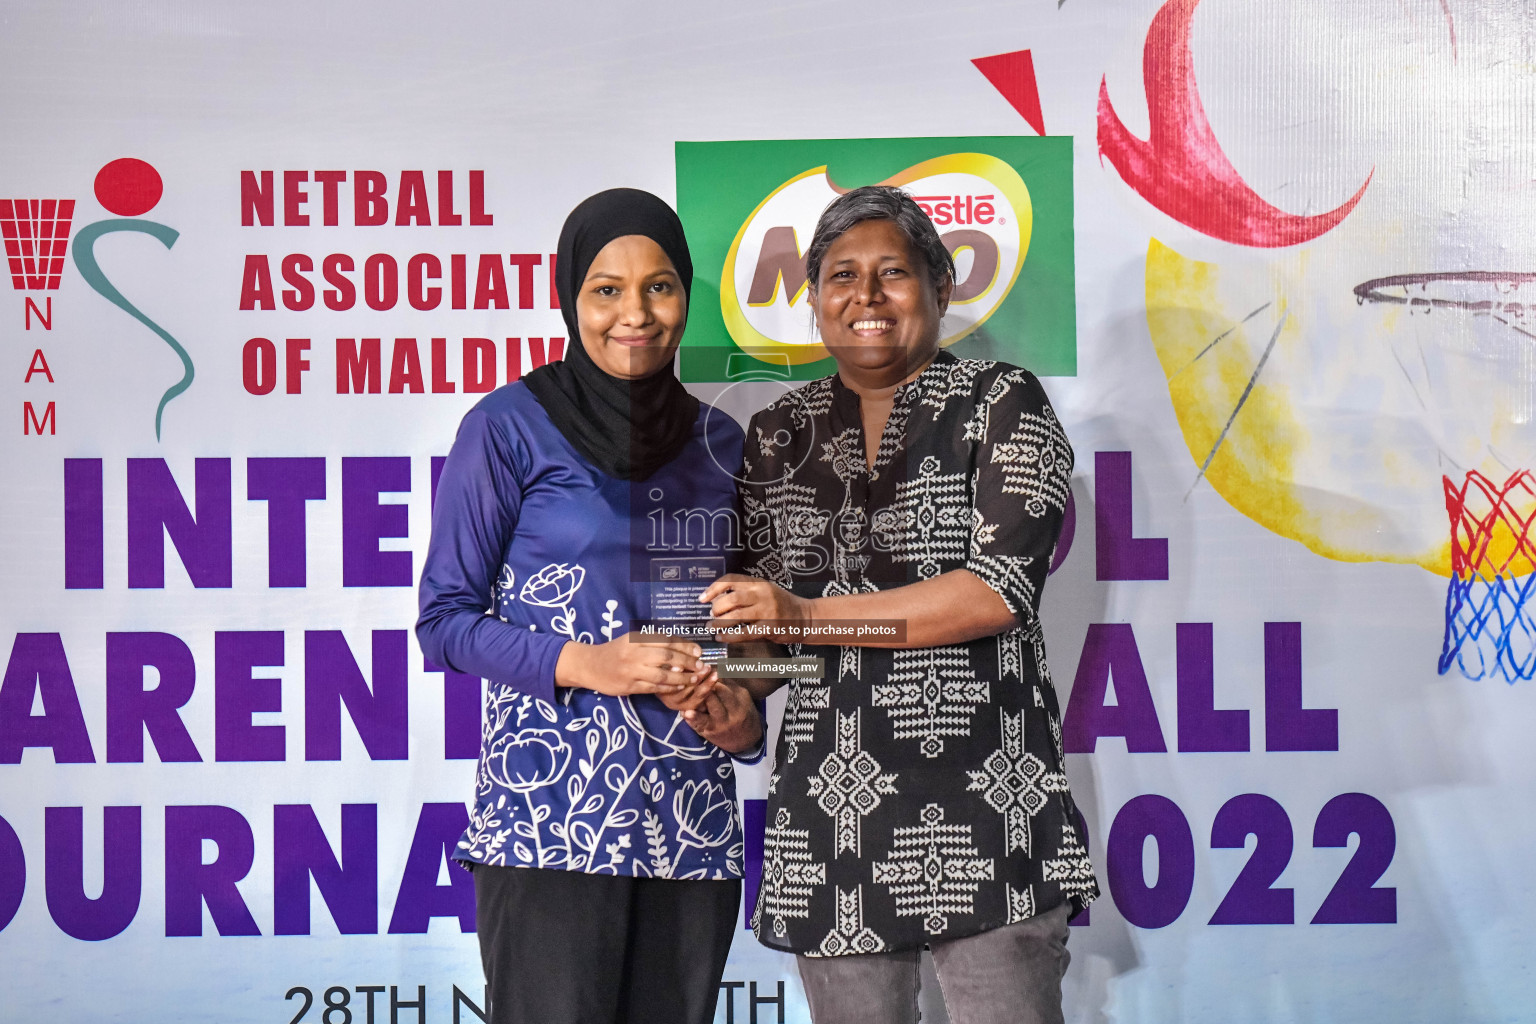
1355, 271, 1536, 682
0, 199, 75, 291
1441, 471, 1536, 682
1353, 272, 1536, 327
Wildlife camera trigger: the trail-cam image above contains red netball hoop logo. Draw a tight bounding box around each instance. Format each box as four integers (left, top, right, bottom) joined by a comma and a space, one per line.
0, 198, 75, 291
12, 157, 186, 440
72, 157, 190, 440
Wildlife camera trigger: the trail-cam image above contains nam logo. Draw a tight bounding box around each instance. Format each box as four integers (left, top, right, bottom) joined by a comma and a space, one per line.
676, 137, 1075, 383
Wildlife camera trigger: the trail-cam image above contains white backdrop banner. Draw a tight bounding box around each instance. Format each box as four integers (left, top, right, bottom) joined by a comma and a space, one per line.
3, 1, 1534, 1021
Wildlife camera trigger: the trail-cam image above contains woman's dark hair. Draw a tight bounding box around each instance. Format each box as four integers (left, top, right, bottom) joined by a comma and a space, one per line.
804, 185, 955, 295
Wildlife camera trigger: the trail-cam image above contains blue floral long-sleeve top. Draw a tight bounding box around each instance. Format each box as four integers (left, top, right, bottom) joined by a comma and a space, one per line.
417, 382, 754, 879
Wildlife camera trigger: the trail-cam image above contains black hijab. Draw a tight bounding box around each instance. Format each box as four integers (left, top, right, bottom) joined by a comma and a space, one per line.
523, 188, 700, 481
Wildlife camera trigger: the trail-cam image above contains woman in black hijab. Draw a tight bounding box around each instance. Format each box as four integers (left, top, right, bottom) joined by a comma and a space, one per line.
525, 187, 702, 479
418, 188, 763, 1024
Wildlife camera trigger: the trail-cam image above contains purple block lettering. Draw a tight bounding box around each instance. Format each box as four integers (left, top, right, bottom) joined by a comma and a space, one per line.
127, 458, 232, 589
342, 457, 412, 587
163, 805, 260, 936
422, 656, 482, 760
64, 458, 104, 589
1062, 624, 1167, 753
0, 633, 95, 764
1106, 794, 1194, 929
44, 806, 142, 940
248, 457, 326, 588
1264, 622, 1338, 752
107, 633, 202, 763
304, 631, 408, 761
430, 455, 447, 510
0, 814, 24, 931
1176, 623, 1249, 752
1207, 793, 1294, 925
273, 804, 378, 935
1311, 793, 1396, 924
1094, 451, 1169, 581
214, 631, 285, 762
743, 798, 766, 930
386, 803, 474, 934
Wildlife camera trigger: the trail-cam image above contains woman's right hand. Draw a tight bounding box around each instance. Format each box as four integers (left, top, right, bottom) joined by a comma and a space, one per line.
554, 632, 706, 697
698, 573, 814, 644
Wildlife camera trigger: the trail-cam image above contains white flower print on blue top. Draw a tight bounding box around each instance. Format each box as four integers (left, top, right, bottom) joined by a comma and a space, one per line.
418, 382, 755, 879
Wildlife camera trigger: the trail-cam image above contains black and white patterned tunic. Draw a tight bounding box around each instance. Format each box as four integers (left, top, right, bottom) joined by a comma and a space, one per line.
744, 351, 1099, 956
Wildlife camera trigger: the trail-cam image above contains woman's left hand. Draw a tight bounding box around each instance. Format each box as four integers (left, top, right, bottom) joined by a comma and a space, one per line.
682, 678, 764, 754
657, 665, 720, 714
699, 573, 812, 644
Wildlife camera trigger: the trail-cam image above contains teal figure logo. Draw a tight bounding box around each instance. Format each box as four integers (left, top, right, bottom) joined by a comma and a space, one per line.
71, 157, 191, 440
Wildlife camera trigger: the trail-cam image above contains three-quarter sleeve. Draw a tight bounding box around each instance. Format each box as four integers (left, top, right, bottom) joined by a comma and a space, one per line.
963, 369, 1075, 628
416, 406, 569, 704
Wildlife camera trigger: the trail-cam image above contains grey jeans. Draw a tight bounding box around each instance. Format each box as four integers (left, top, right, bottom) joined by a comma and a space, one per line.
796, 903, 1072, 1024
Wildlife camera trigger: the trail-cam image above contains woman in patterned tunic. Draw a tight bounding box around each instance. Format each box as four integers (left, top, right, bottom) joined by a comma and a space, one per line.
418, 188, 762, 1024
702, 186, 1099, 1024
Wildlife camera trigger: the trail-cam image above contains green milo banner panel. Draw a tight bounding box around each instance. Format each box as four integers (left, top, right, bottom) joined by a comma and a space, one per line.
676, 136, 1076, 383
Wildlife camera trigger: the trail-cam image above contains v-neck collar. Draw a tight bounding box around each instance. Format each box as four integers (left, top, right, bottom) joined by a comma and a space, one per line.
828, 350, 958, 478
831, 349, 957, 408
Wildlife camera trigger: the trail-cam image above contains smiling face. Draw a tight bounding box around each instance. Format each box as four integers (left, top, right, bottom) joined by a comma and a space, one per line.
576, 234, 687, 380
810, 218, 952, 387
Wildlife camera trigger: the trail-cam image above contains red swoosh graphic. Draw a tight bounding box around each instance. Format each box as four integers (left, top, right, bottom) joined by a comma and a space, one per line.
1098, 0, 1371, 247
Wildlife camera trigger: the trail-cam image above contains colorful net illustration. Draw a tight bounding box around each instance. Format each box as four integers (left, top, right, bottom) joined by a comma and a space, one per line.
1441, 470, 1536, 682
1, 198, 75, 290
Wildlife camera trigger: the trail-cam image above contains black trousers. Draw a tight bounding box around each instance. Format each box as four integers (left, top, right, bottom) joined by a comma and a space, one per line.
473, 864, 741, 1024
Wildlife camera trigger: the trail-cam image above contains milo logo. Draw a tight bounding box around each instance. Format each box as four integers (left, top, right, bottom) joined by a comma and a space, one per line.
677, 137, 1076, 383
721, 154, 1031, 368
